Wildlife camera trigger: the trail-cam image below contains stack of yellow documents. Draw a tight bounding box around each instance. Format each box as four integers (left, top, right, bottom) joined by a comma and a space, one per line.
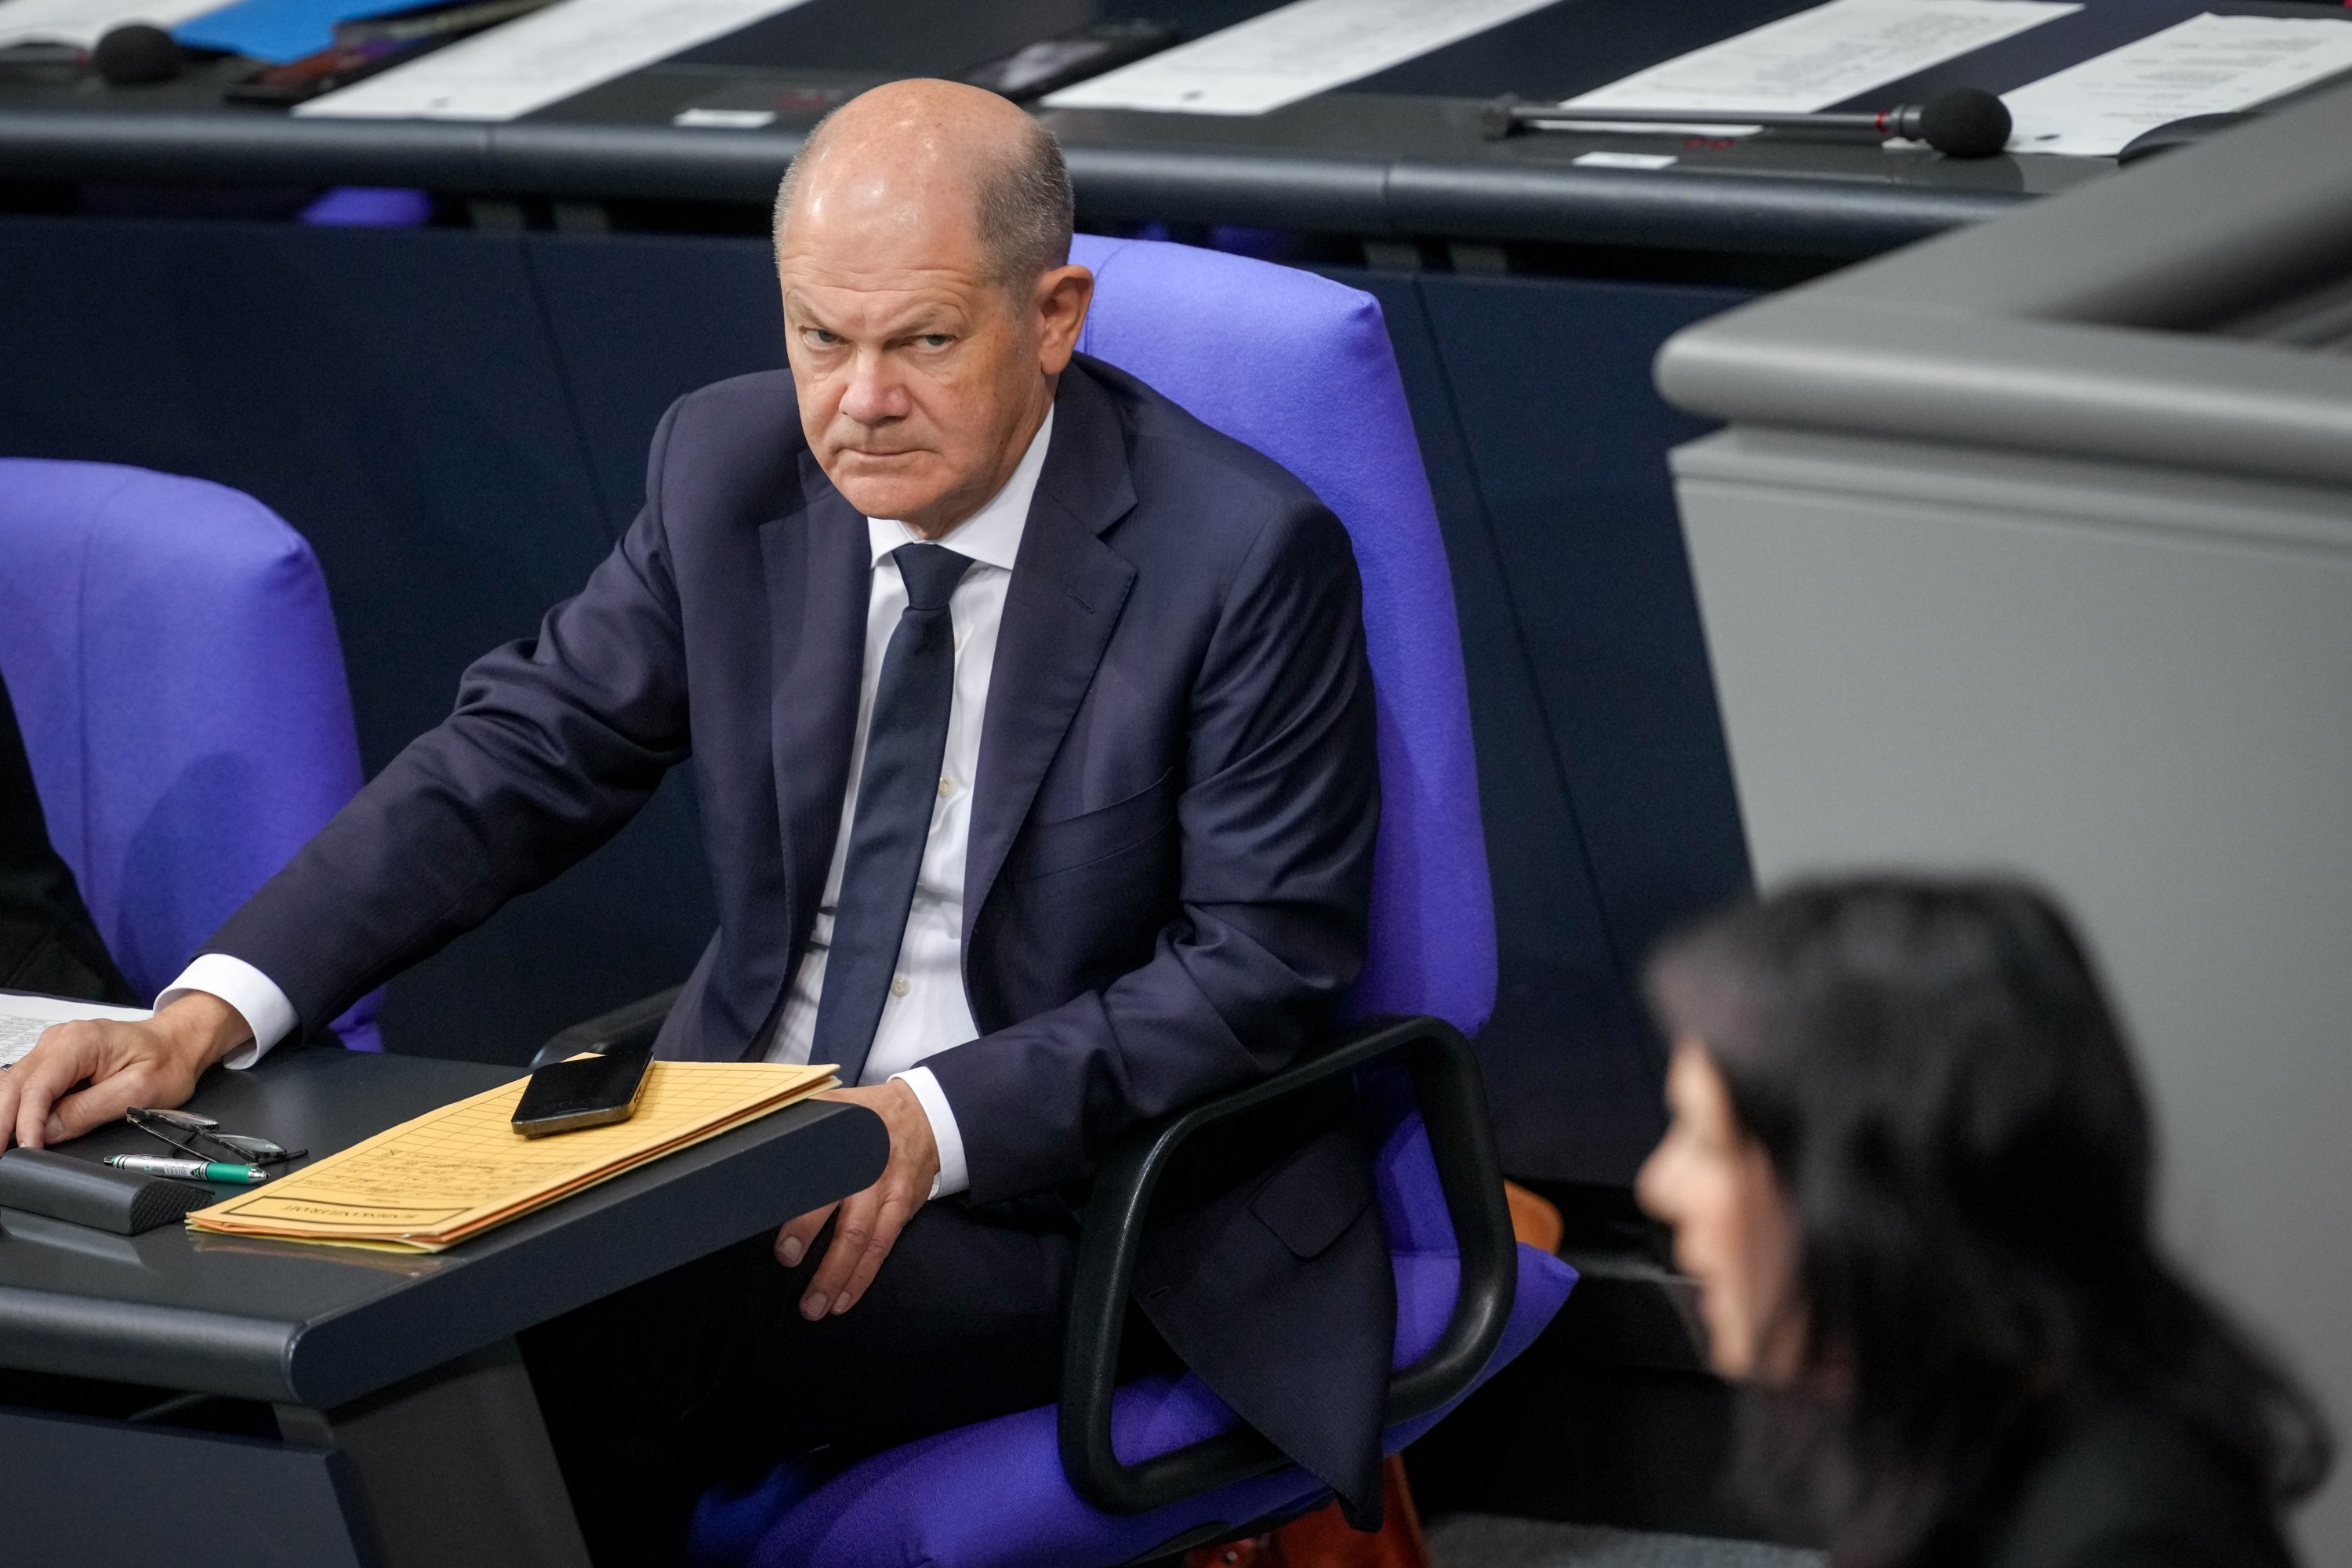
188, 1060, 837, 1252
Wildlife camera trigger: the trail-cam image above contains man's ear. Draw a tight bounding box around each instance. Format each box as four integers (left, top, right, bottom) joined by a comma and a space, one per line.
1034, 264, 1094, 375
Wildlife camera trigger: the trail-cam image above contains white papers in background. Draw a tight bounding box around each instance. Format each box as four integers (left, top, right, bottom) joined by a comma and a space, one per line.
0, 992, 152, 1068
0, 0, 227, 49
294, 0, 818, 122
1040, 0, 1563, 118
1574, 150, 1678, 169
1554, 0, 2078, 135
2002, 13, 2352, 156
673, 106, 775, 128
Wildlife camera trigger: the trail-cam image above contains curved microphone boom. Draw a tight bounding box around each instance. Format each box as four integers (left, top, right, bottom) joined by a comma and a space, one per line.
1481, 86, 2013, 159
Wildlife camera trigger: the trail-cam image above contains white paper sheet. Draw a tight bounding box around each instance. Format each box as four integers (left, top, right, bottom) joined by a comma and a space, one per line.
1559, 0, 2078, 130
1041, 0, 1563, 118
1574, 150, 1679, 170
0, 0, 229, 50
0, 992, 152, 1068
2003, 13, 2352, 156
673, 106, 774, 129
294, 0, 816, 122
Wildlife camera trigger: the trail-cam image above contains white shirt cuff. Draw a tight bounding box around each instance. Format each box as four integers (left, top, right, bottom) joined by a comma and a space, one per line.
891, 1065, 969, 1201
156, 954, 297, 1070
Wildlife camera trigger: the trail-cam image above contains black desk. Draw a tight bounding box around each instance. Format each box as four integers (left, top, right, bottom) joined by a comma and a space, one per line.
0, 0, 2151, 256
16, 0, 2343, 252
0, 1047, 887, 1566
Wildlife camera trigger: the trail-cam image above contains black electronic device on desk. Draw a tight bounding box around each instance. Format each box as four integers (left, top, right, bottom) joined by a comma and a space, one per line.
0, 1102, 307, 1232
510, 1040, 653, 1136
0, 1146, 215, 1234
959, 19, 1181, 104
225, 0, 549, 105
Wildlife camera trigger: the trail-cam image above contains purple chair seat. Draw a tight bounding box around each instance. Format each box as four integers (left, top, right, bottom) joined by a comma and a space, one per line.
690, 236, 1568, 1568
694, 1112, 1576, 1568
0, 459, 382, 1050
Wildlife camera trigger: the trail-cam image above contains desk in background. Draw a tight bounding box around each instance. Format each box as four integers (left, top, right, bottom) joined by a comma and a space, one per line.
0, 1047, 887, 1566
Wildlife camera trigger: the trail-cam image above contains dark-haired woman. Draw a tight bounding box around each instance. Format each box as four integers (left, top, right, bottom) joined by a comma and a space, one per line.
1635, 876, 2332, 1568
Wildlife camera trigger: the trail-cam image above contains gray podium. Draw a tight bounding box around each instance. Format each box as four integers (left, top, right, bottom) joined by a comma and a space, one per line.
1654, 83, 2352, 1563
0, 1047, 887, 1567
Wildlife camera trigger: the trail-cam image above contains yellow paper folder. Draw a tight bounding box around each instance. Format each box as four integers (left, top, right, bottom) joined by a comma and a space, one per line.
188, 1060, 837, 1252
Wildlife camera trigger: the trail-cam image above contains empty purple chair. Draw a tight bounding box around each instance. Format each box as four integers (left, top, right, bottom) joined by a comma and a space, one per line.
688, 238, 1575, 1568
0, 459, 383, 1051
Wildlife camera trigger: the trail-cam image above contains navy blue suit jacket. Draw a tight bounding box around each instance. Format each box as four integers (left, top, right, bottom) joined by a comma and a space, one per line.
212, 355, 1390, 1513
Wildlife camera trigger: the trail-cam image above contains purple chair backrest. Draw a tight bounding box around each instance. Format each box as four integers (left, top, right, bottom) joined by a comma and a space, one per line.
0, 459, 382, 1051
1072, 237, 1497, 1263
1071, 236, 1497, 1037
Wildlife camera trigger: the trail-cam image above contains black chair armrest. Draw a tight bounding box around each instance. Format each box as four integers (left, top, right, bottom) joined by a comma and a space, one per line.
527, 985, 684, 1071
1058, 1014, 1516, 1516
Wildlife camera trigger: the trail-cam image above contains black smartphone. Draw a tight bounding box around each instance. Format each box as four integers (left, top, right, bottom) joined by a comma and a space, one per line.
958, 20, 1181, 104
223, 33, 450, 105
511, 1047, 654, 1138
220, 0, 548, 107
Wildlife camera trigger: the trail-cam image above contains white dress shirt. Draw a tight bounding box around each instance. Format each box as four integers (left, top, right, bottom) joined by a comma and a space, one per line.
160, 408, 1055, 1204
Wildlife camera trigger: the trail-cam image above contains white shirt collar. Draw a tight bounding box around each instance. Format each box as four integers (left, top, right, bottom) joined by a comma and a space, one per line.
866, 405, 1054, 574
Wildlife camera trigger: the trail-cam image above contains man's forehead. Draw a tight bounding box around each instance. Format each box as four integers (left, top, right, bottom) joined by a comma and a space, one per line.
780, 262, 989, 323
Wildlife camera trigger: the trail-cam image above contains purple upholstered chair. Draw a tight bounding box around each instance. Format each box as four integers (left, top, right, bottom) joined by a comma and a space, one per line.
0, 459, 383, 1051
687, 238, 1577, 1568
299, 187, 433, 227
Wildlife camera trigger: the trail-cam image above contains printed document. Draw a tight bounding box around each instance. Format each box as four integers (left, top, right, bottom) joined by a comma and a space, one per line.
0, 0, 228, 49
187, 1059, 836, 1251
2003, 13, 2352, 156
295, 0, 817, 122
1559, 0, 2077, 128
1042, 0, 1563, 118
0, 991, 151, 1069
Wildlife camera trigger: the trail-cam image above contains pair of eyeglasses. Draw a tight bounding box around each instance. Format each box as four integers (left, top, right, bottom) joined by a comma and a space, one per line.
125, 1108, 306, 1166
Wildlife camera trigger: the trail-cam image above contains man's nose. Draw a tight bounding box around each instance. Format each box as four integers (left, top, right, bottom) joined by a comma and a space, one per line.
838, 352, 909, 425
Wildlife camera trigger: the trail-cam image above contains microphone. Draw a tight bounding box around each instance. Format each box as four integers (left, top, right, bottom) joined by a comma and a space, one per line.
1481, 86, 2013, 159
91, 23, 183, 85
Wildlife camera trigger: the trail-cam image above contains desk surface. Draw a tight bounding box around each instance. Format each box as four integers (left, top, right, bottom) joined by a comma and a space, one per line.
14, 0, 2293, 256
0, 1048, 886, 1410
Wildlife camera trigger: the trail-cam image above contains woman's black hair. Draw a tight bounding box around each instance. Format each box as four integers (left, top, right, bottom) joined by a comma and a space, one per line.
1644, 875, 2331, 1566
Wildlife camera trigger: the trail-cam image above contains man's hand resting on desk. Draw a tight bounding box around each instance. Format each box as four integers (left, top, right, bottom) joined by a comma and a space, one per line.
0, 993, 252, 1150
773, 1077, 940, 1321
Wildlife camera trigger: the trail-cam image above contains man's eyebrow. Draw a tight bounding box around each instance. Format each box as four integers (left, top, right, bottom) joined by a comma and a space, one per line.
782, 292, 966, 341
781, 292, 837, 333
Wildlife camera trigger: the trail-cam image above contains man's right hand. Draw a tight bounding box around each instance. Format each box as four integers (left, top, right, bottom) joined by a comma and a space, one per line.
0, 993, 253, 1151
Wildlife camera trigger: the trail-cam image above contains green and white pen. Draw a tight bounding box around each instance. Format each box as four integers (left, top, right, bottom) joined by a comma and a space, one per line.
105, 1155, 270, 1184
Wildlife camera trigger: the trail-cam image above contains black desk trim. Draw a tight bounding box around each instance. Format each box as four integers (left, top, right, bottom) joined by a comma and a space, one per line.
0, 108, 2034, 256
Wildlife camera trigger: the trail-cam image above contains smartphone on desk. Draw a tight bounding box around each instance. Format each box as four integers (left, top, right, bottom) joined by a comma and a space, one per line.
223, 0, 549, 106
512, 1045, 654, 1138
959, 20, 1181, 103
224, 34, 448, 105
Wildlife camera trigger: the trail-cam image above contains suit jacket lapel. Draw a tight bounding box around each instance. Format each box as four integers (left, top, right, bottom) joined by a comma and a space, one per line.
760, 452, 870, 1004
965, 366, 1140, 941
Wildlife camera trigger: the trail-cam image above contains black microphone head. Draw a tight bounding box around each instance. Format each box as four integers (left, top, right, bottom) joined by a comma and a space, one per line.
1917, 87, 2010, 158
1480, 94, 1528, 141
93, 23, 183, 86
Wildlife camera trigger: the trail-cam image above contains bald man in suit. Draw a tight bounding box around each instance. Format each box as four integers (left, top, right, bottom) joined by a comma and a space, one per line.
6, 82, 1391, 1563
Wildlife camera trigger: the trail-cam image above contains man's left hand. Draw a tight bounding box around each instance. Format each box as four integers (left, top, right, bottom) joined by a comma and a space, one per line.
773, 1077, 939, 1319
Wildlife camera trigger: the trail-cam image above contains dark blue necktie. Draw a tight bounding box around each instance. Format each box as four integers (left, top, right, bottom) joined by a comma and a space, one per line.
809, 543, 973, 1087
